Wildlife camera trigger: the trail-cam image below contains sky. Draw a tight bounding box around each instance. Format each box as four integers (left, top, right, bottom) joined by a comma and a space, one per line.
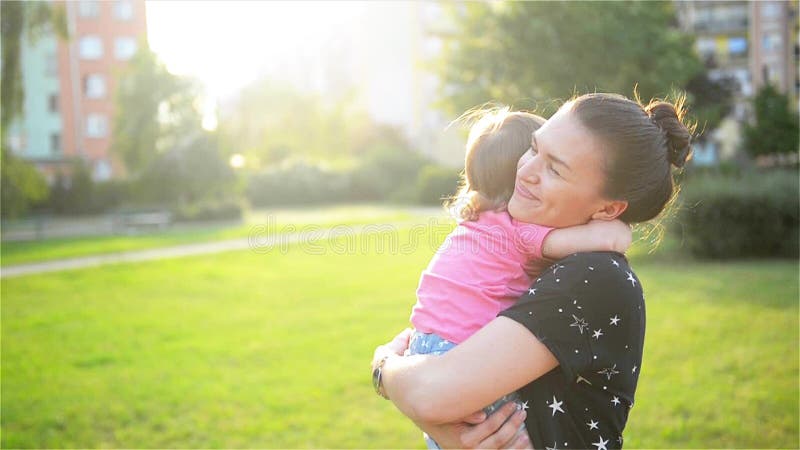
145, 1, 369, 102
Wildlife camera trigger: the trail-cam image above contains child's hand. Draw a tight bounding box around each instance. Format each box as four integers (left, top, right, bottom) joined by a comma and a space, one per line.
587, 219, 632, 254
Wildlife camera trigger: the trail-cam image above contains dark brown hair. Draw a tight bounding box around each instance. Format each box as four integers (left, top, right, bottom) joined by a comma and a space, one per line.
569, 93, 693, 223
449, 108, 546, 221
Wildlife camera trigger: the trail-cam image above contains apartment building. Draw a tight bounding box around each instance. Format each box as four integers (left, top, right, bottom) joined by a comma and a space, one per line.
6, 0, 147, 182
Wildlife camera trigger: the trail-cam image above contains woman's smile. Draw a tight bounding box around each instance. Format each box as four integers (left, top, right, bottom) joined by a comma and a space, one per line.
513, 182, 538, 202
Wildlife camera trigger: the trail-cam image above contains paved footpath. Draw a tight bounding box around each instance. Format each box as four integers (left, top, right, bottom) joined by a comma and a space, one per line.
1, 221, 425, 279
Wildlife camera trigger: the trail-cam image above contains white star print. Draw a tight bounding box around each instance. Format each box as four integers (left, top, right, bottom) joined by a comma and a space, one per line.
548, 395, 565, 416
520, 400, 529, 411
625, 271, 637, 286
553, 264, 565, 275
528, 288, 536, 295
587, 419, 599, 430
632, 365, 638, 373
611, 396, 621, 406
598, 364, 620, 380
570, 314, 589, 334
610, 315, 621, 326
611, 258, 620, 267
576, 375, 592, 385
592, 329, 603, 339
545, 443, 558, 450
592, 435, 609, 450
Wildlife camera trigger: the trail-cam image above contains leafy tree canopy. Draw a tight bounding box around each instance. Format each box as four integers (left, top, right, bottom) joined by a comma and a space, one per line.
434, 1, 703, 116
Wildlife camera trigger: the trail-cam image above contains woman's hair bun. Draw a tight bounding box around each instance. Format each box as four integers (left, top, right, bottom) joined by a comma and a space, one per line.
645, 101, 692, 168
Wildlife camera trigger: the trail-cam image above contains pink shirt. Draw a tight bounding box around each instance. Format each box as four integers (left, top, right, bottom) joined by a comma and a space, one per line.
410, 210, 554, 344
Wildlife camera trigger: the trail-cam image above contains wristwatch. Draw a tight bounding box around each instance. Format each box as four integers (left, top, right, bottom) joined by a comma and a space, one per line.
372, 355, 390, 399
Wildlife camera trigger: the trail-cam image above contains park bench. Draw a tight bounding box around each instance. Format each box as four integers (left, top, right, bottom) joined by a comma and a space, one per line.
113, 210, 172, 233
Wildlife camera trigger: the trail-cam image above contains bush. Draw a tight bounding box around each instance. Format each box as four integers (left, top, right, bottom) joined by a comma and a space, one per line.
90, 179, 131, 212
416, 164, 461, 205
678, 171, 799, 259
245, 160, 350, 207
349, 145, 428, 201
173, 198, 245, 222
1, 149, 49, 218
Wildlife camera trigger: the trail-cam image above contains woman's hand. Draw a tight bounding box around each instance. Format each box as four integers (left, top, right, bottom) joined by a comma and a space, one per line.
420, 402, 531, 449
371, 328, 413, 371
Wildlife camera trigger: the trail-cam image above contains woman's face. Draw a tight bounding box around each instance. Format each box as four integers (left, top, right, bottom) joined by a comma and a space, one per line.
507, 105, 614, 228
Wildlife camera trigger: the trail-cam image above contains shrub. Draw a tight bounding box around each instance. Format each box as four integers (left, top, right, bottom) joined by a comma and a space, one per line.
677, 170, 799, 259
416, 164, 461, 205
245, 160, 350, 207
173, 198, 245, 222
349, 145, 428, 201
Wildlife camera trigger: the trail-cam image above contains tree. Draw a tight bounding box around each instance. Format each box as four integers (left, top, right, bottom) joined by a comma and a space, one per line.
1, 1, 67, 135
1, 1, 67, 218
217, 79, 385, 167
683, 72, 737, 139
742, 84, 800, 157
111, 46, 203, 174
433, 2, 703, 115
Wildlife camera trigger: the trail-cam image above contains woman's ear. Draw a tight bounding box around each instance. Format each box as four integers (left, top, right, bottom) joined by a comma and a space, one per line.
591, 200, 628, 221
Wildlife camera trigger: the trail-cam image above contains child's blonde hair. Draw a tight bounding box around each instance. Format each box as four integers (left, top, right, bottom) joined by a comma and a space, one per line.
448, 107, 546, 221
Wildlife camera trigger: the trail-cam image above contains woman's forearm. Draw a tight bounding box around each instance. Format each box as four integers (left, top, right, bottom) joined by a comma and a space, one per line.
381, 317, 559, 424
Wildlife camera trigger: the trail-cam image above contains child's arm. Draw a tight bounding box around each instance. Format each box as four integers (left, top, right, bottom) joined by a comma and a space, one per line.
542, 219, 632, 260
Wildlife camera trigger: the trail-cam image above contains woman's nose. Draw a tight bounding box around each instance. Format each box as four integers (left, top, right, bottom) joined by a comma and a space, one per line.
517, 154, 541, 183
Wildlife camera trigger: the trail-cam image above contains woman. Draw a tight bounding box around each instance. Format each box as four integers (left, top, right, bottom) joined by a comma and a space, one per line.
371, 93, 692, 449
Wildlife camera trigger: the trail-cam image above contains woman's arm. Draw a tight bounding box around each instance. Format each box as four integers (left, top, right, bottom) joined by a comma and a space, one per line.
380, 316, 558, 425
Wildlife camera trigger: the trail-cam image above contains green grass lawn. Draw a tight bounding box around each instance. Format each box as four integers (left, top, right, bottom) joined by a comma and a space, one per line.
1, 227, 798, 448
0, 205, 441, 267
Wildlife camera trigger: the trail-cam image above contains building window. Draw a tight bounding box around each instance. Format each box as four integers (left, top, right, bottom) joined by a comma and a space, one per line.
45, 53, 58, 76
50, 133, 61, 153
114, 37, 137, 60
761, 2, 783, 19
762, 32, 782, 52
696, 38, 716, 58
113, 0, 134, 21
79, 36, 103, 60
86, 114, 108, 138
78, 0, 100, 18
728, 36, 747, 56
48, 94, 59, 113
7, 133, 26, 153
84, 74, 106, 99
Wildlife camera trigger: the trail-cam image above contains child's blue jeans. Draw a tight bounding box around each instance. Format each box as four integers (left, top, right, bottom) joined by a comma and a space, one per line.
407, 330, 529, 450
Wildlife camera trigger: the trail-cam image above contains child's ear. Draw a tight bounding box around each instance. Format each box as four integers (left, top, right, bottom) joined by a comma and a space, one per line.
591, 200, 628, 221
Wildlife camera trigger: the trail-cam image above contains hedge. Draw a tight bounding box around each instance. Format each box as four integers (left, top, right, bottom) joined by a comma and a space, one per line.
677, 170, 798, 259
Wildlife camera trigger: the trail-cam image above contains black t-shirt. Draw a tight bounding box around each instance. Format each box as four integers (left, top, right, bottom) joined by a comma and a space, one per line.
498, 251, 644, 450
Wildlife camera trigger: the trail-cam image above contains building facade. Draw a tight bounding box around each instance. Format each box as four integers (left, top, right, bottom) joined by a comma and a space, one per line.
6, 0, 147, 182
675, 0, 798, 164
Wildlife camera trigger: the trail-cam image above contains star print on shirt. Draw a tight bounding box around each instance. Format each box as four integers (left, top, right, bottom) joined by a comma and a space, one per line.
632, 365, 638, 373
592, 435, 609, 450
570, 314, 589, 334
576, 375, 592, 385
610, 315, 621, 326
548, 395, 565, 416
625, 271, 637, 286
611, 258, 620, 267
611, 396, 621, 406
520, 401, 529, 411
587, 419, 599, 430
528, 288, 537, 295
598, 364, 620, 380
592, 329, 603, 339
